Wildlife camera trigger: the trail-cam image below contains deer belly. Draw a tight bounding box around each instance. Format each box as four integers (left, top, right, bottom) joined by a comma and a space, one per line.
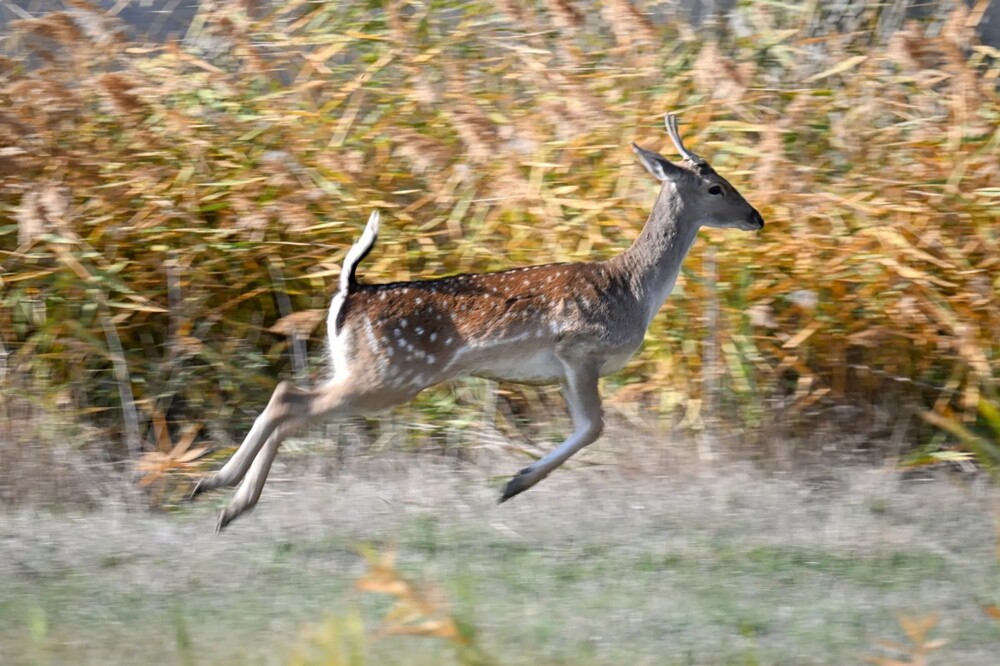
599, 346, 639, 377
469, 347, 565, 385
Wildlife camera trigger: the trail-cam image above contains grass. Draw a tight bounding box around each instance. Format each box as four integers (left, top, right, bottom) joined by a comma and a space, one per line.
1, 439, 998, 665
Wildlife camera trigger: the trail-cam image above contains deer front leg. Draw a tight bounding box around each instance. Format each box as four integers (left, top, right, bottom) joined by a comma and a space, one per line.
500, 358, 604, 502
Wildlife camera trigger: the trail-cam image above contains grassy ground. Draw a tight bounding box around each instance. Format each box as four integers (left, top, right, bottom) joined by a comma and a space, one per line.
1, 432, 999, 665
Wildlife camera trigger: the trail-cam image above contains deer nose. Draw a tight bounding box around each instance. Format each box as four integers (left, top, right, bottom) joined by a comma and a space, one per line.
750, 209, 764, 229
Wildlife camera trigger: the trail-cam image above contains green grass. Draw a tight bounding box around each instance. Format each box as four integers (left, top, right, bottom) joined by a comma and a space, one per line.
1, 448, 998, 665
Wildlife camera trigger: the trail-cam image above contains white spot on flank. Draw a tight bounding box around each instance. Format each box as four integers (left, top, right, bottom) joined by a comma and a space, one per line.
415, 326, 424, 335
415, 297, 423, 305
427, 354, 436, 364
400, 318, 408, 328
430, 332, 437, 342
445, 337, 453, 345
380, 292, 387, 300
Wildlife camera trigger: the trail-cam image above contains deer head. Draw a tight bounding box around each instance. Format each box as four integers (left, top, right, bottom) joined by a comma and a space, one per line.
632, 114, 764, 232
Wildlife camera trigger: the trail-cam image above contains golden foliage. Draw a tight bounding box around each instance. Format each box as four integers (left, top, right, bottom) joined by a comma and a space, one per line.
136, 411, 209, 502
866, 613, 946, 666
354, 545, 494, 664
355, 546, 466, 642
0, 1, 997, 470
287, 545, 494, 665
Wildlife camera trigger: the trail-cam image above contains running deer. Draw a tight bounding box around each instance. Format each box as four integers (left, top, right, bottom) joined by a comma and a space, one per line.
191, 114, 764, 531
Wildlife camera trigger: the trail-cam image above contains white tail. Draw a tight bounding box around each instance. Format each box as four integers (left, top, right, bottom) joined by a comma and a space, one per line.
191, 114, 764, 531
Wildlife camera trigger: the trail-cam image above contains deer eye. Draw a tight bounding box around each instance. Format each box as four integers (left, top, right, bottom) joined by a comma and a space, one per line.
708, 184, 724, 196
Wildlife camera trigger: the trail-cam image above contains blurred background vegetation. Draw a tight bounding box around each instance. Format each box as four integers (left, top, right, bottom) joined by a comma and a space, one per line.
0, 0, 998, 504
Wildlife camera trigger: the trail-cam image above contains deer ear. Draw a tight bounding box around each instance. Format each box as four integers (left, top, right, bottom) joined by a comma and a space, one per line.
631, 143, 686, 182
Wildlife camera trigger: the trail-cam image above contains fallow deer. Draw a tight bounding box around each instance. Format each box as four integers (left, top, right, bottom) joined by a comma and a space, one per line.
191, 114, 764, 531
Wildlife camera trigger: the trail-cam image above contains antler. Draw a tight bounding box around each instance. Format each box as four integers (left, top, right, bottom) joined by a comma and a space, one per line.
665, 114, 706, 166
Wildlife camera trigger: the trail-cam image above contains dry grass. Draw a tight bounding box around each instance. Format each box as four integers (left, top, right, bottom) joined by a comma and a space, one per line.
0, 0, 997, 489
1, 436, 998, 664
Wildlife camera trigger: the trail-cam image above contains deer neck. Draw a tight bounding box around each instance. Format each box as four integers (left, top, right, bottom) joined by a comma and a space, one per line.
609, 186, 702, 325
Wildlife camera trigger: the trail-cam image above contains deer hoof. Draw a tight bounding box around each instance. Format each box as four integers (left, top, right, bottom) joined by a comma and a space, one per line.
216, 507, 237, 533
499, 467, 537, 503
189, 475, 216, 500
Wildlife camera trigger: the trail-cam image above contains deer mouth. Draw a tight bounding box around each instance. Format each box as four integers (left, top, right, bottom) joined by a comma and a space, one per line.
743, 210, 765, 231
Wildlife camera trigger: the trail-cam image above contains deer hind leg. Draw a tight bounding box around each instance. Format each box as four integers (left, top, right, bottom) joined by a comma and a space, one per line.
190, 380, 301, 498
499, 357, 604, 502
215, 424, 285, 532
192, 376, 369, 531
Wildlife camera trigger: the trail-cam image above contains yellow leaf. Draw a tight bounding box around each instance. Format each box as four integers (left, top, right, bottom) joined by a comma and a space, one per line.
384, 618, 460, 639
136, 454, 169, 470
356, 579, 410, 596
136, 474, 162, 488
898, 613, 937, 642
412, 48, 442, 64
552, 198, 616, 211
878, 258, 956, 288
2, 269, 59, 282
152, 410, 171, 454
805, 55, 868, 82
341, 30, 389, 41
269, 309, 326, 336
309, 40, 349, 64
782, 322, 821, 349
168, 424, 202, 460
108, 300, 169, 313
175, 446, 209, 464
